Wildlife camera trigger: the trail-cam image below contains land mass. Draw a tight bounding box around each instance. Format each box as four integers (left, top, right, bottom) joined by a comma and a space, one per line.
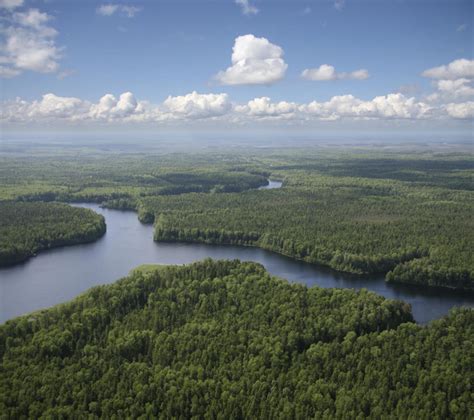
1, 145, 472, 290
1, 260, 471, 418
0, 202, 106, 267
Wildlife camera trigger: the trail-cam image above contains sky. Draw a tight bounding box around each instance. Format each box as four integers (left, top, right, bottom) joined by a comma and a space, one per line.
0, 0, 473, 137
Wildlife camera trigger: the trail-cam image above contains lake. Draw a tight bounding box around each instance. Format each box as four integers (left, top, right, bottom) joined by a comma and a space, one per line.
1, 202, 473, 324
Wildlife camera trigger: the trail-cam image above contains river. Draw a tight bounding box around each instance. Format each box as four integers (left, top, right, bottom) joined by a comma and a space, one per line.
1, 202, 473, 324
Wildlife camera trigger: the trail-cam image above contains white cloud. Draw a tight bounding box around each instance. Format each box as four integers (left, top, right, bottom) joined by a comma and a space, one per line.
2, 91, 471, 126
422, 58, 474, 80
163, 91, 231, 119
0, 0, 23, 9
0, 7, 62, 77
96, 4, 142, 18
300, 93, 432, 120
457, 24, 467, 32
2, 27, 60, 73
236, 97, 298, 118
13, 8, 51, 29
445, 102, 474, 119
89, 92, 143, 120
215, 34, 287, 85
97, 4, 118, 16
1, 93, 89, 122
33, 93, 88, 119
302, 64, 369, 81
235, 0, 258, 16
435, 78, 474, 98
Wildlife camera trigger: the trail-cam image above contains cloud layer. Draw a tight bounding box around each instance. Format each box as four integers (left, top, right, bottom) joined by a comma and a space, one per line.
2, 89, 472, 127
302, 64, 369, 81
215, 34, 287, 85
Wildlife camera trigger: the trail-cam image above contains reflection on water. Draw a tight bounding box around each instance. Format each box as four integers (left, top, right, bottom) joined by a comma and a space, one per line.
1, 203, 472, 324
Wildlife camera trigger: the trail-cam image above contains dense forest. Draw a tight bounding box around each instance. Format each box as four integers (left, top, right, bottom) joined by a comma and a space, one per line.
0, 202, 106, 266
0, 153, 268, 204
0, 146, 472, 290
142, 171, 473, 291
1, 260, 472, 418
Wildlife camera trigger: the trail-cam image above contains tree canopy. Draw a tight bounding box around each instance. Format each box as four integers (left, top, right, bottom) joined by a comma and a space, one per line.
0, 202, 106, 266
1, 260, 472, 418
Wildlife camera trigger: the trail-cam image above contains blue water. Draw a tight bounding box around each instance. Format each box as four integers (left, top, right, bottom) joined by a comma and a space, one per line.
1, 203, 472, 324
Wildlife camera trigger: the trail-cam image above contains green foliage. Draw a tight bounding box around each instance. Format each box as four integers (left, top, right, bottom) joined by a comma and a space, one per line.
0, 154, 268, 204
0, 202, 106, 266
143, 171, 473, 290
1, 260, 472, 418
1, 147, 473, 290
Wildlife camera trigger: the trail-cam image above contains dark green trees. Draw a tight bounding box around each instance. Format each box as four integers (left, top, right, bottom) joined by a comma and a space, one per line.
0, 202, 106, 266
1, 260, 472, 418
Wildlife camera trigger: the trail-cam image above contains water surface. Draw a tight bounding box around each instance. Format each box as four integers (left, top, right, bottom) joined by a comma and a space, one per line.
1, 203, 472, 324
259, 180, 283, 189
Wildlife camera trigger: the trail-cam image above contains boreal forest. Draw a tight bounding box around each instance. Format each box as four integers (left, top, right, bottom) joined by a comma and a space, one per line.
1, 260, 472, 418
0, 201, 106, 266
1, 147, 472, 290
0, 143, 473, 418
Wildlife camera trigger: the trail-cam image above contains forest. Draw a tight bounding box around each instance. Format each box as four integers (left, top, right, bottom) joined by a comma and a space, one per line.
0, 202, 106, 266
140, 162, 473, 291
1, 259, 472, 418
0, 145, 472, 290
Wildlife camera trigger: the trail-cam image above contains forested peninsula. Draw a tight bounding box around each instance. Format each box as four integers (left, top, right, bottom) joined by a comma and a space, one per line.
1, 149, 472, 290
140, 165, 473, 291
0, 202, 106, 267
1, 260, 472, 418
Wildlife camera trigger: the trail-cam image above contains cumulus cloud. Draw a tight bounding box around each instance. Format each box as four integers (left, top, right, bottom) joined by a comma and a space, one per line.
236, 97, 298, 118
1, 93, 89, 122
163, 91, 231, 119
302, 64, 369, 81
96, 4, 142, 18
422, 58, 474, 80
445, 102, 474, 119
0, 7, 62, 77
299, 93, 433, 121
5, 89, 469, 126
0, 91, 236, 124
435, 78, 474, 98
215, 34, 287, 85
89, 92, 141, 119
235, 0, 258, 16
13, 8, 51, 29
422, 59, 474, 103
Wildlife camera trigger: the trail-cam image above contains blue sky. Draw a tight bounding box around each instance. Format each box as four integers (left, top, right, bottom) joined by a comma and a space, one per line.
1, 0, 473, 134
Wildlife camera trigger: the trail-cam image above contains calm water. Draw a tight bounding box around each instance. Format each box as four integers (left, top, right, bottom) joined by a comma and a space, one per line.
259, 180, 283, 189
1, 203, 473, 324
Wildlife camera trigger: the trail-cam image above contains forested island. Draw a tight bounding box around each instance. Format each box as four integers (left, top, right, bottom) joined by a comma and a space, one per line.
0, 202, 106, 267
1, 259, 472, 418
